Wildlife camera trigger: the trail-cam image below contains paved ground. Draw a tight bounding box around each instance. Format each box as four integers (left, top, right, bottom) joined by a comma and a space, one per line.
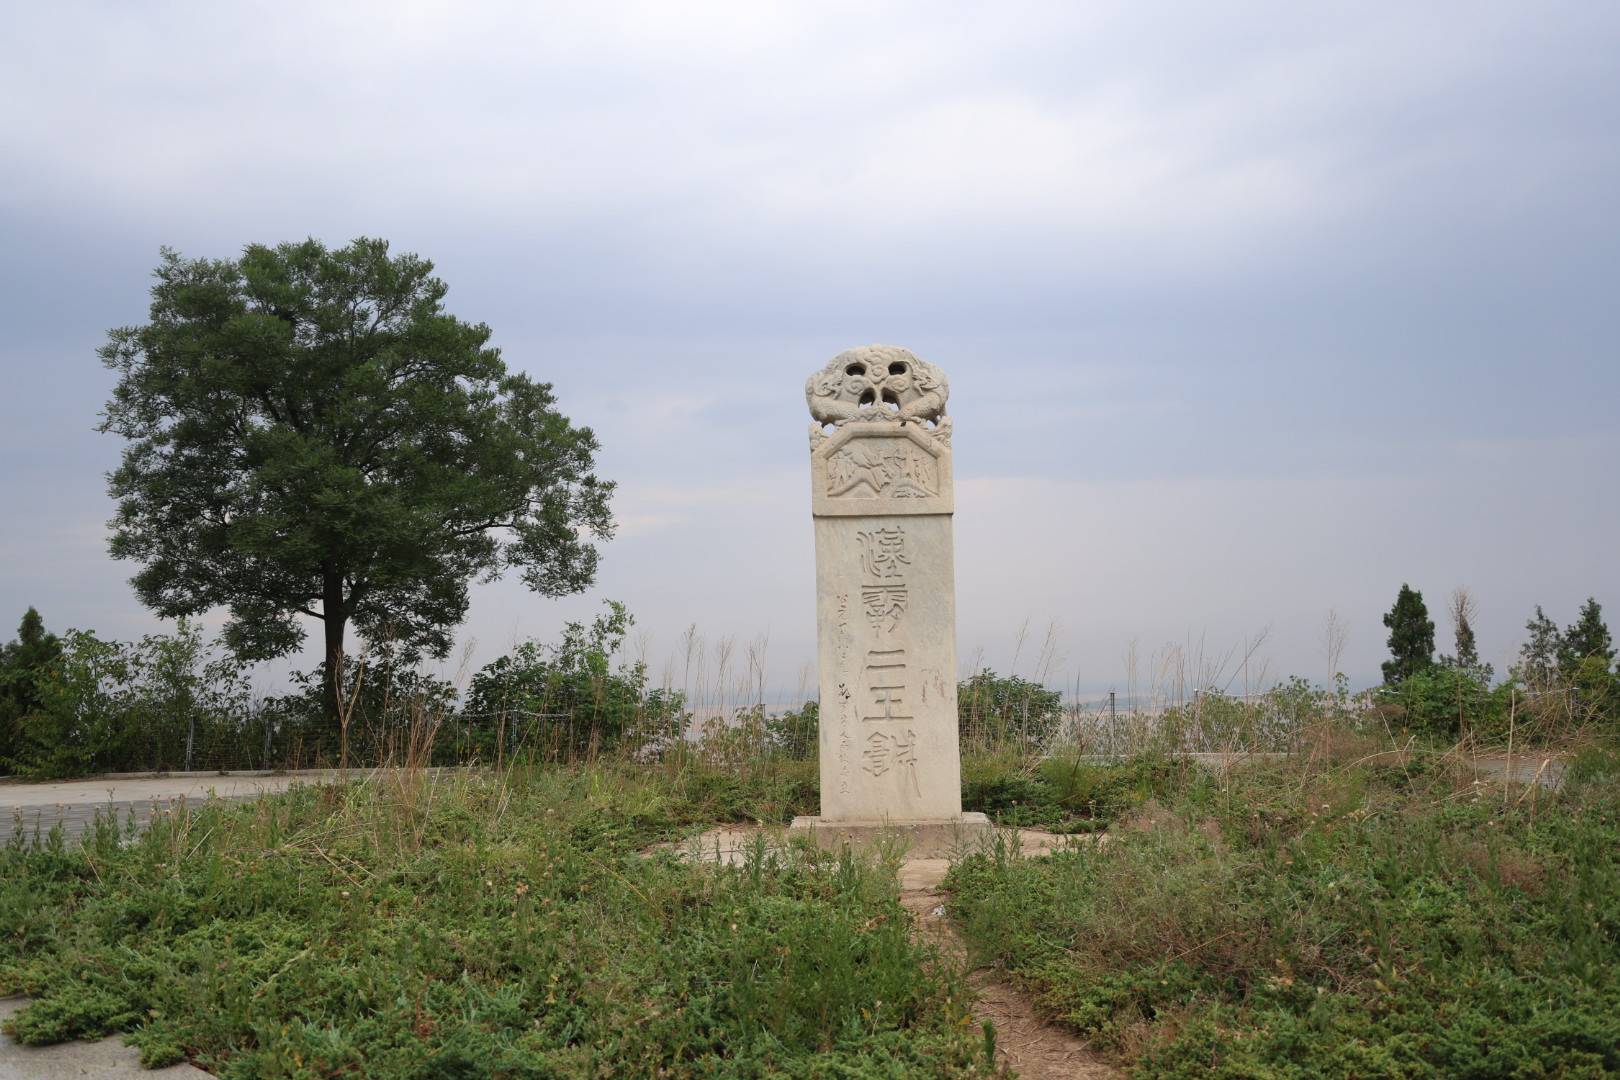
0, 771, 377, 1078
1, 998, 209, 1079
0, 771, 352, 842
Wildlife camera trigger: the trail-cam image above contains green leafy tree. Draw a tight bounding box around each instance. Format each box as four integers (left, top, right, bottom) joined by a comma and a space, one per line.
99, 238, 614, 725
1553, 599, 1618, 727
465, 602, 683, 759
0, 608, 62, 772
1517, 605, 1563, 687
765, 700, 818, 760
19, 629, 133, 778
1381, 584, 1435, 685
1561, 598, 1615, 675
1452, 617, 1480, 671
1386, 665, 1507, 741
121, 619, 255, 772
1567, 655, 1620, 727
957, 670, 1064, 750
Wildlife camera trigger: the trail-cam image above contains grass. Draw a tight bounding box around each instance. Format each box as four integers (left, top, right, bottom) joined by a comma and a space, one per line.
0, 762, 994, 1078
947, 736, 1620, 1077
961, 749, 1184, 833
6, 737, 1617, 1077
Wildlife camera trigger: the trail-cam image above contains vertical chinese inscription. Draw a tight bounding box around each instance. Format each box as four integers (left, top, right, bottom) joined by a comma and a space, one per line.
862, 728, 921, 796
857, 526, 911, 578
855, 524, 923, 790
863, 648, 913, 720
834, 592, 853, 795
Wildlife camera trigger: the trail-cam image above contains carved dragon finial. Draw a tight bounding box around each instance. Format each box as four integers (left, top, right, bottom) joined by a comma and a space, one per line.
805, 346, 949, 445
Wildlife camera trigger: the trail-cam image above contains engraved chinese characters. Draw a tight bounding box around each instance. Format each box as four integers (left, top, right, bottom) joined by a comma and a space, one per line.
806, 346, 965, 823
858, 526, 911, 578
858, 527, 912, 720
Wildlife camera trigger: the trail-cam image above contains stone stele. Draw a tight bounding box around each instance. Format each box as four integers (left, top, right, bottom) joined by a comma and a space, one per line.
790, 345, 990, 855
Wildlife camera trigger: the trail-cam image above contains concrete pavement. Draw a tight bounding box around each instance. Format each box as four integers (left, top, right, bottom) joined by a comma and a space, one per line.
1, 998, 209, 1079
0, 771, 347, 842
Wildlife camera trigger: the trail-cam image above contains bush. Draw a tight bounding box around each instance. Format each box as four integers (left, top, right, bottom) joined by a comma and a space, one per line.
463, 601, 686, 760
958, 669, 1063, 751
1569, 655, 1620, 728
764, 700, 818, 760
10, 622, 259, 778
1149, 676, 1346, 753
14, 628, 131, 778
261, 656, 458, 767
5, 617, 468, 778
960, 750, 1182, 832
1, 602, 703, 777
1378, 665, 1511, 741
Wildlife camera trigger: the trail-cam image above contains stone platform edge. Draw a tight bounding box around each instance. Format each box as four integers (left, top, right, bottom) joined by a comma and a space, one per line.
788, 812, 993, 858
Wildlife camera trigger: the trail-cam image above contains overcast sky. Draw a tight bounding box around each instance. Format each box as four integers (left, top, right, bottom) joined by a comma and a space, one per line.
2, 1, 1617, 704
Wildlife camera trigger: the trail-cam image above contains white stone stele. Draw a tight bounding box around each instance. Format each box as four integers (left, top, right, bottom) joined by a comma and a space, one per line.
789, 345, 990, 853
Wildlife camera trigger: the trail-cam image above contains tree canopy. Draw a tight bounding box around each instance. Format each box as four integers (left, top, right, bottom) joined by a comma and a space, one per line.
1381, 583, 1435, 685
99, 238, 614, 720
1561, 598, 1615, 675
1518, 605, 1563, 687
0, 607, 62, 772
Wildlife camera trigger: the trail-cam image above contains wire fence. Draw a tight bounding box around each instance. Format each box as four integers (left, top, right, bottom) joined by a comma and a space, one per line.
5, 650, 1606, 780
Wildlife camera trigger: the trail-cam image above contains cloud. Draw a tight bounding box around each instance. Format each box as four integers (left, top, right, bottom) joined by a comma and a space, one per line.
1, 0, 1617, 699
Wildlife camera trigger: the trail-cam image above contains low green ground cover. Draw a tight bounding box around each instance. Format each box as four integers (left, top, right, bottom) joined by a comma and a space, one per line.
949, 742, 1620, 1077
1, 763, 994, 1078
9, 745, 1615, 1077
962, 751, 1182, 833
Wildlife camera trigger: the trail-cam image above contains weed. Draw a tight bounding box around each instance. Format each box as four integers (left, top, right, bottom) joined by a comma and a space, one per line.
0, 764, 991, 1077
948, 742, 1620, 1077
960, 750, 1183, 832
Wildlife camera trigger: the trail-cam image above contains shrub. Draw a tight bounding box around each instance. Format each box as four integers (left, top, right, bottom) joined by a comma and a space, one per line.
958, 669, 1063, 751
1376, 664, 1508, 740
10, 622, 261, 778
960, 750, 1182, 832
261, 655, 457, 767
1152, 676, 1340, 752
1569, 655, 1620, 728
464, 601, 686, 760
15, 629, 131, 778
764, 700, 818, 760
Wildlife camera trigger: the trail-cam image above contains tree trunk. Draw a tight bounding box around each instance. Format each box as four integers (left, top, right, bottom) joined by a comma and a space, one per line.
322, 568, 348, 731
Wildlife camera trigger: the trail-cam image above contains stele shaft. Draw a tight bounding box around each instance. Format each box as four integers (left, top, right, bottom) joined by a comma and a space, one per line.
805, 346, 961, 821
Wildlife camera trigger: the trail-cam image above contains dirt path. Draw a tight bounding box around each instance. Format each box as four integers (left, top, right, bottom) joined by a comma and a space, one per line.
899, 847, 1116, 1080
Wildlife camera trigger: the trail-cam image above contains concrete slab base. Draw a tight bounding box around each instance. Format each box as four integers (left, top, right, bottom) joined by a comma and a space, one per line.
788, 812, 993, 858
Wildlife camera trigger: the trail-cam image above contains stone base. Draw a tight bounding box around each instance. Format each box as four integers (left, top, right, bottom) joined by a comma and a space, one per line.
788, 812, 993, 858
